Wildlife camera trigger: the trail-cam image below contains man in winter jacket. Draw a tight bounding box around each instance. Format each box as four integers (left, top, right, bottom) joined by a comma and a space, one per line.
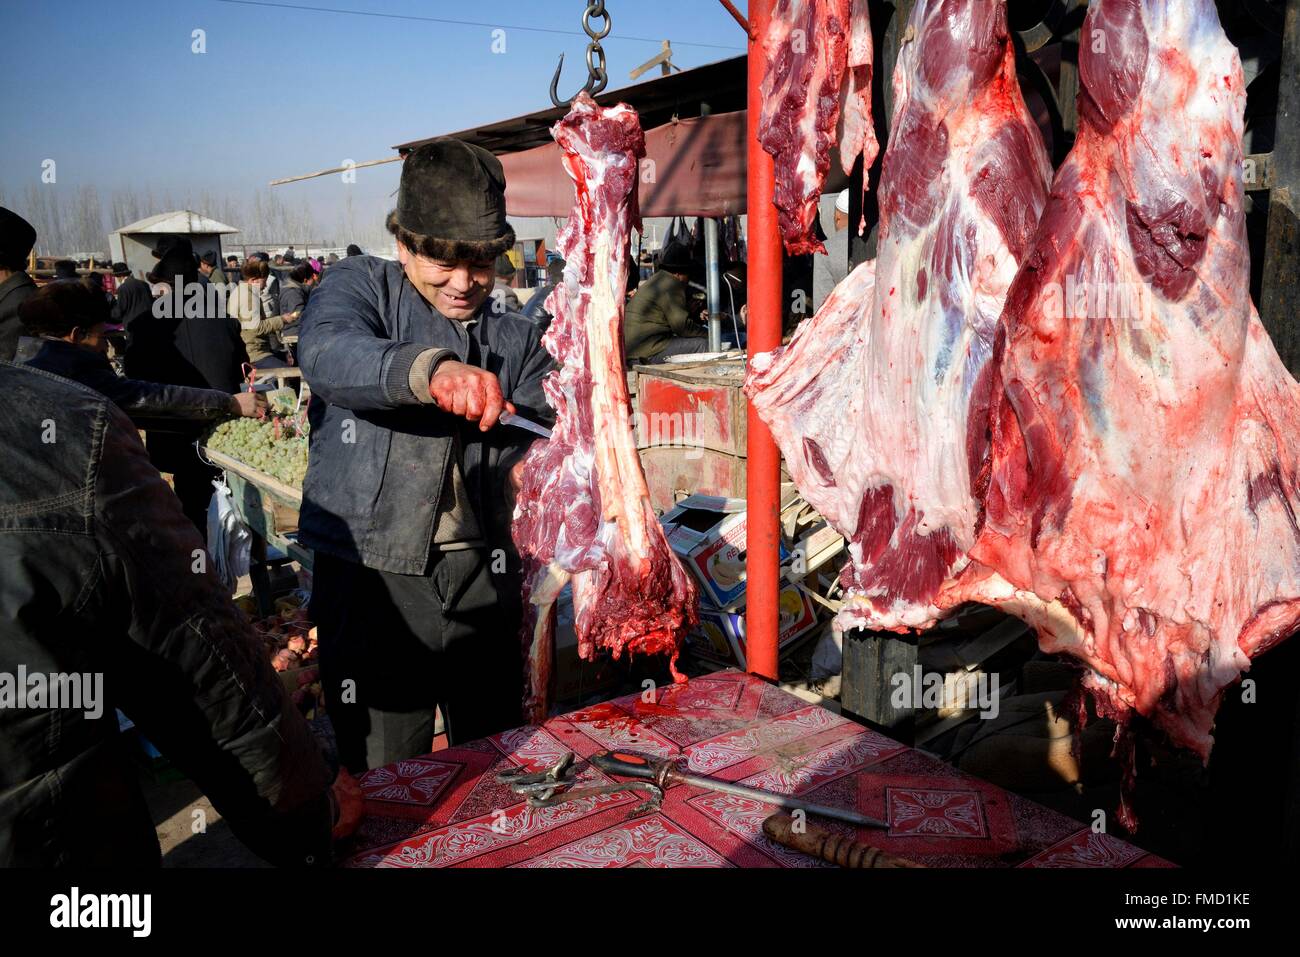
623, 241, 708, 362
298, 139, 554, 772
0, 360, 361, 867
0, 206, 37, 361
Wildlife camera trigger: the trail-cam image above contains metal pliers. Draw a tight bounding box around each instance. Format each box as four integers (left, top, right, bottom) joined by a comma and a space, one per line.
495, 750, 664, 813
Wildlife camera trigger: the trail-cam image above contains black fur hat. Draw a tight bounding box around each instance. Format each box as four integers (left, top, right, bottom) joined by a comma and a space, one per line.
147, 237, 198, 284
0, 206, 36, 268
388, 138, 515, 262
657, 241, 693, 273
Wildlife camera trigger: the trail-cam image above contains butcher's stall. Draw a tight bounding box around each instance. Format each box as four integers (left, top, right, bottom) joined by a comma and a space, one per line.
341, 671, 1167, 869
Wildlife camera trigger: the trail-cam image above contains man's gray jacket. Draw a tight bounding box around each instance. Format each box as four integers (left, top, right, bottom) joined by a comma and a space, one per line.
296, 255, 555, 575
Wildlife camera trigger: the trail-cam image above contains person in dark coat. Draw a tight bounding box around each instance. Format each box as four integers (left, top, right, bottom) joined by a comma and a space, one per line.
623, 241, 708, 362
298, 139, 554, 772
0, 360, 360, 867
0, 206, 38, 360
520, 257, 566, 329
53, 259, 79, 281
198, 249, 229, 287
278, 260, 318, 326
110, 261, 155, 332
22, 281, 263, 429
82, 270, 110, 303
125, 237, 250, 532
489, 254, 522, 314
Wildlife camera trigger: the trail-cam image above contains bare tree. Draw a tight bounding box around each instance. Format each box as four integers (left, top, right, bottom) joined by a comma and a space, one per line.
69, 185, 105, 255
21, 184, 61, 255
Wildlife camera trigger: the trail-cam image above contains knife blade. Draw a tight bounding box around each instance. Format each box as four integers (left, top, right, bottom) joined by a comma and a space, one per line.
499, 410, 552, 439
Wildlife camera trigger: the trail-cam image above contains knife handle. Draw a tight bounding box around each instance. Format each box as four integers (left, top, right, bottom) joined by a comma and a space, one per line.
591, 751, 664, 782
762, 814, 923, 868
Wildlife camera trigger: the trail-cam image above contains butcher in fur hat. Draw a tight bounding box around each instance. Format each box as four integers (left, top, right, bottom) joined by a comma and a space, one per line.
296, 138, 556, 772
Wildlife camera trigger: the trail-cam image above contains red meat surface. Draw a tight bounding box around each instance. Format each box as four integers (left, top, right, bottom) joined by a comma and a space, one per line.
747, 0, 1050, 633
758, 0, 868, 255
511, 93, 697, 724
961, 0, 1300, 765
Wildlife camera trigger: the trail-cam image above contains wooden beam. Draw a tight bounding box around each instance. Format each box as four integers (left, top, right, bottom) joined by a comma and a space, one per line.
630, 41, 675, 81
269, 154, 403, 188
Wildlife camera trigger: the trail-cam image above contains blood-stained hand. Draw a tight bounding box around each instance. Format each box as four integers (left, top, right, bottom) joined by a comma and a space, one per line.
428, 359, 516, 431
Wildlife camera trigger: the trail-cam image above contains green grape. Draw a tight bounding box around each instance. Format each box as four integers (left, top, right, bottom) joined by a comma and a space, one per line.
204, 412, 311, 489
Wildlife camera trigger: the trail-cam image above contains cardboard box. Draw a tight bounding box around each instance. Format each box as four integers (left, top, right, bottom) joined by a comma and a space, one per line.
685, 583, 822, 669
661, 495, 790, 610
686, 608, 738, 667
791, 522, 845, 577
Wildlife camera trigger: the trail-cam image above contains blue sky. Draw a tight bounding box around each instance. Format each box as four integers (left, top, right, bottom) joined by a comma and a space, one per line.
0, 0, 748, 244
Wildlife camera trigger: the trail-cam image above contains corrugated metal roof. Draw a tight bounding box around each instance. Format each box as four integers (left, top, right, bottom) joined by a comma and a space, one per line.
113, 210, 241, 235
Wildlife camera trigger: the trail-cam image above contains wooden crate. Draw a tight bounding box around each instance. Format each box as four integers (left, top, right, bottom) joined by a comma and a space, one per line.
633, 359, 747, 456
639, 445, 747, 513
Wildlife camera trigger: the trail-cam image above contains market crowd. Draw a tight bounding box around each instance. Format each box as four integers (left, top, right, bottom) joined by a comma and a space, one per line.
0, 126, 593, 866
0, 140, 820, 868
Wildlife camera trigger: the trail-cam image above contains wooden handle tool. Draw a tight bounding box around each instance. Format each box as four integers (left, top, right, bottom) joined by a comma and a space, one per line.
762, 813, 924, 868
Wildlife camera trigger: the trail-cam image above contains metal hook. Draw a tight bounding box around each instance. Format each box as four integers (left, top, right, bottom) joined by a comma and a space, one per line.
549, 2, 612, 109
550, 52, 587, 109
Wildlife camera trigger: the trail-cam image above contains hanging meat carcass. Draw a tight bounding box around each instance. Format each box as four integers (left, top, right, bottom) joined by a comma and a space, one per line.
511, 93, 697, 724
747, 0, 1051, 633
962, 0, 1300, 765
758, 0, 876, 254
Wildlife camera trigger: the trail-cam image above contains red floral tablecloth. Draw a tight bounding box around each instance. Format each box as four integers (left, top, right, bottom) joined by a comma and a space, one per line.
343, 670, 1170, 868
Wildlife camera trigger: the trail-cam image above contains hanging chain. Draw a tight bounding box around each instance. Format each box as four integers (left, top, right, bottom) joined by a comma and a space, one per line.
582, 1, 610, 95
551, 2, 612, 107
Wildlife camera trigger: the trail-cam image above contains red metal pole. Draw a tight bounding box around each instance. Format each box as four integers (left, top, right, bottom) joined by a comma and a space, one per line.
746, 0, 782, 683
718, 0, 751, 33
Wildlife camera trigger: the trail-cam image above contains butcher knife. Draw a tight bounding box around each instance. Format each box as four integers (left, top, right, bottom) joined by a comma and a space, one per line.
499, 410, 552, 439
592, 751, 888, 829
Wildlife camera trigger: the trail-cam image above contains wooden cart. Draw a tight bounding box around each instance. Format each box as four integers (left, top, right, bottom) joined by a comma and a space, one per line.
201, 446, 311, 616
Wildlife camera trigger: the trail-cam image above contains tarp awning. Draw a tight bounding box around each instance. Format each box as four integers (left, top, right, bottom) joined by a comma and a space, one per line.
503, 110, 750, 219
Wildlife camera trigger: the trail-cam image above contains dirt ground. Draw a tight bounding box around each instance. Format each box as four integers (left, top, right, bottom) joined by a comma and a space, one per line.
145, 774, 268, 867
